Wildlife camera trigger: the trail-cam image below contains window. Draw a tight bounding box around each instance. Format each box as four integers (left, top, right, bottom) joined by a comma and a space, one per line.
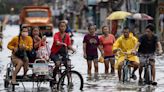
27, 11, 48, 17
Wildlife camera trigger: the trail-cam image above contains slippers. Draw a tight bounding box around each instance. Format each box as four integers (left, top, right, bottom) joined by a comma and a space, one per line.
151, 81, 157, 86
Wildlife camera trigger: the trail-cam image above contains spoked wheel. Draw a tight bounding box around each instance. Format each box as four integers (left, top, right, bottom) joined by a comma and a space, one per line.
144, 66, 152, 85
57, 70, 84, 91
4, 79, 10, 88
122, 66, 130, 83
4, 68, 11, 88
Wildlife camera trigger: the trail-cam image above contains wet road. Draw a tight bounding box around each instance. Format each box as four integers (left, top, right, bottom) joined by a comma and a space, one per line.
0, 25, 164, 92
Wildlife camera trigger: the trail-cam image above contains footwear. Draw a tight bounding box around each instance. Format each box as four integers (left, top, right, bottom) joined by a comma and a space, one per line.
139, 78, 142, 83
11, 81, 19, 85
86, 76, 92, 81
138, 78, 143, 85
151, 81, 157, 86
130, 74, 137, 80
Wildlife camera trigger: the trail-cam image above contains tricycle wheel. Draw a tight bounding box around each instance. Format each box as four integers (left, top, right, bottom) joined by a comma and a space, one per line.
4, 79, 9, 88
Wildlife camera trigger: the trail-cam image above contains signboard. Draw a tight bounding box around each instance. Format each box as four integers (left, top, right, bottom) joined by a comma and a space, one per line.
33, 63, 49, 76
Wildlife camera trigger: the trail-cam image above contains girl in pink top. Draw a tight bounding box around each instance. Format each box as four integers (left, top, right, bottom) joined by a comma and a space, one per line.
99, 26, 115, 75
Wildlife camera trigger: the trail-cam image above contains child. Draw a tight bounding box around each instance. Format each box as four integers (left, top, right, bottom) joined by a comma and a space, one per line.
83, 24, 103, 79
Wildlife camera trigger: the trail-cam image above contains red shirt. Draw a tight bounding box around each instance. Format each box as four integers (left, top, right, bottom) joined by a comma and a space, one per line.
51, 32, 71, 54
99, 34, 115, 56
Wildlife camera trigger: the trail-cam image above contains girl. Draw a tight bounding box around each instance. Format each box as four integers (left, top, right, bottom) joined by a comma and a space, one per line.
83, 24, 103, 78
8, 26, 33, 84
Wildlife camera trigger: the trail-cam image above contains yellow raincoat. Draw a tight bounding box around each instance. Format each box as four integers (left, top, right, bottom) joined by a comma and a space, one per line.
113, 33, 139, 69
7, 36, 33, 53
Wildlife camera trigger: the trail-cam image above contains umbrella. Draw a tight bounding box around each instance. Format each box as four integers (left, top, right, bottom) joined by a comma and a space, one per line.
128, 13, 153, 20
106, 11, 132, 20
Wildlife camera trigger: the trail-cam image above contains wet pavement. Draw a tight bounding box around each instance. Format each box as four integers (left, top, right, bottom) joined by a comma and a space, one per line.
0, 25, 164, 92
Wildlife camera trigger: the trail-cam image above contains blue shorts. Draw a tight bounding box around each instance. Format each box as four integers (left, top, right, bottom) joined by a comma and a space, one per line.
138, 53, 155, 66
86, 55, 98, 61
104, 55, 115, 61
50, 53, 70, 63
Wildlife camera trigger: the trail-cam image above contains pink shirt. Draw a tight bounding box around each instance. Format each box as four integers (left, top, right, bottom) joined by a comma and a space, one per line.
99, 34, 115, 56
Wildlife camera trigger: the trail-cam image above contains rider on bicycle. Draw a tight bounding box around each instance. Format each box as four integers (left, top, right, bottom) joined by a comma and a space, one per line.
50, 20, 76, 83
132, 23, 163, 84
113, 26, 139, 81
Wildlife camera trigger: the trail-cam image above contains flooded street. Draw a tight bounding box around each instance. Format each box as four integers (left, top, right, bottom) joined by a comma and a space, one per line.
0, 25, 164, 92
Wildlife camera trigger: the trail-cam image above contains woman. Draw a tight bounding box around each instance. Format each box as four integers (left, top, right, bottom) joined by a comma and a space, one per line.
83, 24, 103, 78
30, 27, 43, 50
7, 26, 33, 84
99, 26, 115, 75
28, 27, 43, 62
30, 27, 49, 61
50, 20, 75, 82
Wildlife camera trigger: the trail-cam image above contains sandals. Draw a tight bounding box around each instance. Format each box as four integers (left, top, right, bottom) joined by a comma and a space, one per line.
130, 74, 137, 80
151, 81, 157, 86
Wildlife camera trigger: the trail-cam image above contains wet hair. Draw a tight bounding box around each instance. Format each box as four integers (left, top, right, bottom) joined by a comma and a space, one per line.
88, 24, 96, 30
123, 26, 129, 31
145, 23, 155, 32
18, 25, 28, 39
102, 25, 108, 30
29, 26, 43, 38
58, 20, 67, 28
20, 26, 28, 32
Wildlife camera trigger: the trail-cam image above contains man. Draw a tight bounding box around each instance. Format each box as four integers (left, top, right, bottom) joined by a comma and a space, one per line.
132, 24, 163, 85
113, 27, 139, 81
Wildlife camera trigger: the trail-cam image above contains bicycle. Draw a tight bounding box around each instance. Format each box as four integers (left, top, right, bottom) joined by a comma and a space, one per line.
50, 51, 84, 91
117, 49, 135, 83
139, 54, 157, 85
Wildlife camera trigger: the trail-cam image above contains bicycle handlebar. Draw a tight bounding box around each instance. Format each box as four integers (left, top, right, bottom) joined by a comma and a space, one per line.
116, 48, 131, 55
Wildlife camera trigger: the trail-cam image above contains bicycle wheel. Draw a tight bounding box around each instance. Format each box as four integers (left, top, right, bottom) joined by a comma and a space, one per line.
4, 68, 11, 88
57, 70, 84, 91
122, 66, 129, 82
144, 65, 152, 85
146, 65, 152, 84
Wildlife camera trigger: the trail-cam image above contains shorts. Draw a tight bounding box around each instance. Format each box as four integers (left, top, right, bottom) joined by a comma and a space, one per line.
138, 53, 155, 66
11, 54, 28, 66
104, 55, 115, 61
86, 55, 98, 61
50, 53, 70, 63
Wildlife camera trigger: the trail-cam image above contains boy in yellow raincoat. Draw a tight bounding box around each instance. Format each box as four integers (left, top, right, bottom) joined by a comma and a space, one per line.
113, 27, 139, 81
